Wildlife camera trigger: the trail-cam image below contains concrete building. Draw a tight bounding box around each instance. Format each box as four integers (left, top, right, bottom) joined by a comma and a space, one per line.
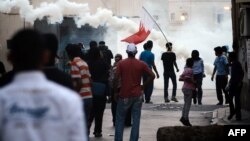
167, 0, 231, 30
231, 0, 250, 110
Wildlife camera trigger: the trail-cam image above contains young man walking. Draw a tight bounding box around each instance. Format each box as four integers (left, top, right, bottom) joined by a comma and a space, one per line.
139, 40, 159, 103
161, 42, 179, 103
114, 43, 155, 141
211, 46, 229, 105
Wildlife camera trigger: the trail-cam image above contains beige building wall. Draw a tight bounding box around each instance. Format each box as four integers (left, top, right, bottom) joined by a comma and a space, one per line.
0, 14, 30, 71
167, 0, 231, 31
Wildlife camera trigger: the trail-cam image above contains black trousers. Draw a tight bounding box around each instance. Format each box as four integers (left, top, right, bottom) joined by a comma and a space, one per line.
228, 84, 242, 119
88, 96, 106, 134
193, 73, 203, 104
215, 75, 229, 104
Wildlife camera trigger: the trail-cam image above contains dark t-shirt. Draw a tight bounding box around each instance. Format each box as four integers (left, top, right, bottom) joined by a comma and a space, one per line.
100, 48, 113, 66
230, 61, 244, 86
161, 52, 176, 72
0, 61, 6, 76
87, 59, 109, 83
43, 67, 74, 90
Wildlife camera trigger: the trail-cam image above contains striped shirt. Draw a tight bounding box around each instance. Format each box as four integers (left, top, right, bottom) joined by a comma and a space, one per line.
70, 57, 92, 99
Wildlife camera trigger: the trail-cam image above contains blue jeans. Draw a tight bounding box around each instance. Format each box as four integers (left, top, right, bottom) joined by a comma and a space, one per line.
143, 75, 154, 102
115, 95, 143, 141
83, 98, 92, 140
164, 71, 177, 100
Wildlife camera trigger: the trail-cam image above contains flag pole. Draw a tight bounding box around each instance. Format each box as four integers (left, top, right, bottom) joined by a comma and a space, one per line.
142, 6, 168, 43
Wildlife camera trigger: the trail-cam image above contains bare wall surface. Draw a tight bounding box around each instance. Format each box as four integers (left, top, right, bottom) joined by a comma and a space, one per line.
0, 14, 27, 71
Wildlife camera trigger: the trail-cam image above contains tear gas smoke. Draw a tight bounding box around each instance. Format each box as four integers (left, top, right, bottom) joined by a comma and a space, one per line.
0, 0, 232, 89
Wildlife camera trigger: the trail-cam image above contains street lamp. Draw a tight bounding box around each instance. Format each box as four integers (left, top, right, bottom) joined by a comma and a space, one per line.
180, 15, 186, 21
224, 6, 230, 11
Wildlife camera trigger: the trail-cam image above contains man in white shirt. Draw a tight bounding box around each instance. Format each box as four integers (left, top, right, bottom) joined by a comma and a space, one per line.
0, 29, 87, 141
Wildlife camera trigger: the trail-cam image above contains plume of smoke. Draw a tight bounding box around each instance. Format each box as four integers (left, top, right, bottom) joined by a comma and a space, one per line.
26, 2, 63, 23
75, 8, 112, 28
0, 0, 89, 24
0, 0, 232, 89
0, 0, 30, 13
0, 0, 139, 33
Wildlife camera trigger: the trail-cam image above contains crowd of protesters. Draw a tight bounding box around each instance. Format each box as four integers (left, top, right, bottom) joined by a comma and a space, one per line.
0, 28, 244, 141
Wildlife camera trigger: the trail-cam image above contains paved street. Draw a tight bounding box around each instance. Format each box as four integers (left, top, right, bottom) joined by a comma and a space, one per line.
89, 89, 228, 141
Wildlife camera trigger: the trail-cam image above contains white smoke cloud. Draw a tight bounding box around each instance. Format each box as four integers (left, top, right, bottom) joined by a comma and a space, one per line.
0, 0, 232, 89
0, 0, 140, 36
0, 0, 89, 23
25, 2, 63, 23
75, 8, 111, 28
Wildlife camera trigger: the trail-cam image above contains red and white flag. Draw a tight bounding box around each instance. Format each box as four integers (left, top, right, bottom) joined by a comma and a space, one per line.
121, 8, 154, 45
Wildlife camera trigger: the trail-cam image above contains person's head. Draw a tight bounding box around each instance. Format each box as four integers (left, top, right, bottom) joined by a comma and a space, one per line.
89, 40, 98, 48
65, 44, 82, 60
166, 42, 172, 51
126, 43, 137, 57
99, 41, 107, 50
115, 54, 122, 63
43, 33, 58, 66
228, 51, 237, 62
186, 58, 194, 68
78, 42, 85, 49
8, 28, 46, 71
214, 46, 222, 56
143, 43, 147, 50
146, 40, 153, 50
191, 50, 200, 60
221, 45, 228, 53
99, 41, 105, 46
